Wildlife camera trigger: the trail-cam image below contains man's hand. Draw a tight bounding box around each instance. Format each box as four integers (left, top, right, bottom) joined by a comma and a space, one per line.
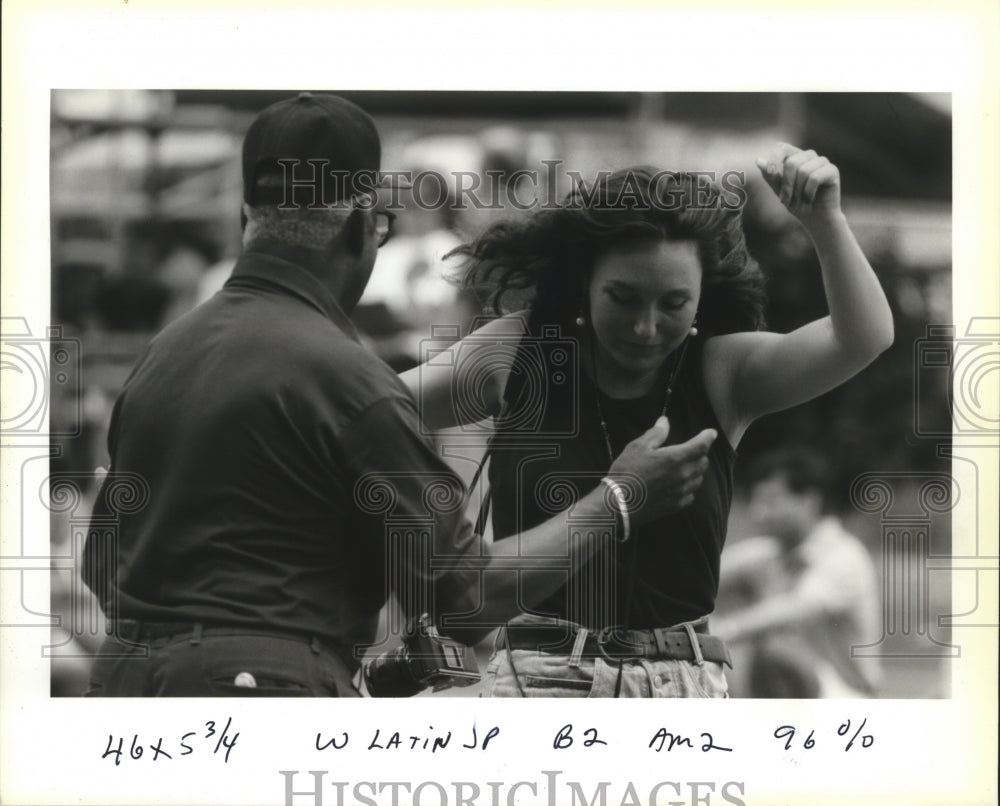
756, 142, 842, 230
607, 416, 716, 524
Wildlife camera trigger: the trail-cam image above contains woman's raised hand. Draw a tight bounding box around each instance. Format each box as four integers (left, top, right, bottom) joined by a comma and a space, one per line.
756, 143, 842, 228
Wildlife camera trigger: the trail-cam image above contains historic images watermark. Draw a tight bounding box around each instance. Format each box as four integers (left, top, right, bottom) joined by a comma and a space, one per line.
1, 316, 81, 437
353, 466, 644, 656
278, 770, 748, 806
9, 309, 997, 685
260, 161, 749, 213
847, 318, 999, 661
2, 317, 83, 655
415, 320, 581, 437
1, 317, 152, 660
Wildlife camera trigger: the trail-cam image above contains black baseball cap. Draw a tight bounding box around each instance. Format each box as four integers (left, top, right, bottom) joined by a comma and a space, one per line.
242, 92, 397, 208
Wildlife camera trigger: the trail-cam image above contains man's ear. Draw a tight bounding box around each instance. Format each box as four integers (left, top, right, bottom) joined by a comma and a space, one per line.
341, 205, 370, 257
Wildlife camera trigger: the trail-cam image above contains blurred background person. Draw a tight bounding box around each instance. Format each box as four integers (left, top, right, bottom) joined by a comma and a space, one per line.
714, 446, 882, 698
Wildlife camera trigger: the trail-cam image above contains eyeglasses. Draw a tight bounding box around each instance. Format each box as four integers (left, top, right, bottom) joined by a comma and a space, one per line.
375, 211, 396, 247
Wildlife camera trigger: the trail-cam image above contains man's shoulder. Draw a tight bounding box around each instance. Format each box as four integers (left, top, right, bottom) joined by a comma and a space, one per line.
149, 296, 410, 418
302, 331, 406, 399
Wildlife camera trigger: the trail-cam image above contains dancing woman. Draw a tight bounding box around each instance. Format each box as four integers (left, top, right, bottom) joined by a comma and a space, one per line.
404, 144, 893, 697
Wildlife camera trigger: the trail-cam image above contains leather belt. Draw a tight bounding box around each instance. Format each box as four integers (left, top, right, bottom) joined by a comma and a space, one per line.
115, 620, 203, 640
113, 620, 336, 654
503, 623, 732, 667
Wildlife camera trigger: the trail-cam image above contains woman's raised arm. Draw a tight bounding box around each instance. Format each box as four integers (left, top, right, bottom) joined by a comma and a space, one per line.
707, 143, 894, 442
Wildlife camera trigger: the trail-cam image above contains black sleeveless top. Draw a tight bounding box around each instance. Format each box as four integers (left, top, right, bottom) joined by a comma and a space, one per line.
487, 324, 735, 630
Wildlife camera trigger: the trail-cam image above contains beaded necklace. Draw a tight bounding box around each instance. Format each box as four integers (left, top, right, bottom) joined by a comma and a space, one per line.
591, 336, 692, 464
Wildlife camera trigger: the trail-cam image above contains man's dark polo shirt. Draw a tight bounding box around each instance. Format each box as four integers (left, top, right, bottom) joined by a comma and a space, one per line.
83, 251, 483, 664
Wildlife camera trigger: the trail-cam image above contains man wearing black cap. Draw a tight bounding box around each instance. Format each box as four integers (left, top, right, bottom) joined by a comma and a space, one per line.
81, 93, 708, 696
82, 91, 469, 696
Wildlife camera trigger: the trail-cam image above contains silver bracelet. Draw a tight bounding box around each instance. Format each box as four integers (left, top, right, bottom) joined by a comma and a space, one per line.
600, 476, 631, 542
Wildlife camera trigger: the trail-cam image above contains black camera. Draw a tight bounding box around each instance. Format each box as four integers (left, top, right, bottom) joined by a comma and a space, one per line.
362, 614, 481, 697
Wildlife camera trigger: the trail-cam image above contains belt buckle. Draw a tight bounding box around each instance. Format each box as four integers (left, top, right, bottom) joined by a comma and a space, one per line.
596, 627, 644, 661
595, 627, 618, 660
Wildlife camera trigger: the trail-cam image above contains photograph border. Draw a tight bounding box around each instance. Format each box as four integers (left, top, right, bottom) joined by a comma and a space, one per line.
2, 3, 997, 806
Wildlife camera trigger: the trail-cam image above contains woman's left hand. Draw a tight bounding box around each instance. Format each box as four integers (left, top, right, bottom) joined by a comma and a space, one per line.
756, 143, 842, 228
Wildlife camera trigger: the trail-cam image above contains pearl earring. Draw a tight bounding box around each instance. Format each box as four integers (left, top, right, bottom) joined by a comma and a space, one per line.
575, 313, 586, 327
689, 318, 699, 337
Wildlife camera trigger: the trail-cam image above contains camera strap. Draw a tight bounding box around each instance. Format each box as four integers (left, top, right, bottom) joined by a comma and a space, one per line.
469, 453, 492, 538
467, 393, 517, 539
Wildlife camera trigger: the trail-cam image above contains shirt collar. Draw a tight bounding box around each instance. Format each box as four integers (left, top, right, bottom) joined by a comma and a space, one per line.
226, 250, 361, 342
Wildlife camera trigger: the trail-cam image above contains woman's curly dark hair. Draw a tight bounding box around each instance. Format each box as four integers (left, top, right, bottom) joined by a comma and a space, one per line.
453, 166, 766, 335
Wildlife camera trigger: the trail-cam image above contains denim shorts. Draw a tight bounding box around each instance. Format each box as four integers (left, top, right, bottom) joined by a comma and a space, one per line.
482, 616, 730, 699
